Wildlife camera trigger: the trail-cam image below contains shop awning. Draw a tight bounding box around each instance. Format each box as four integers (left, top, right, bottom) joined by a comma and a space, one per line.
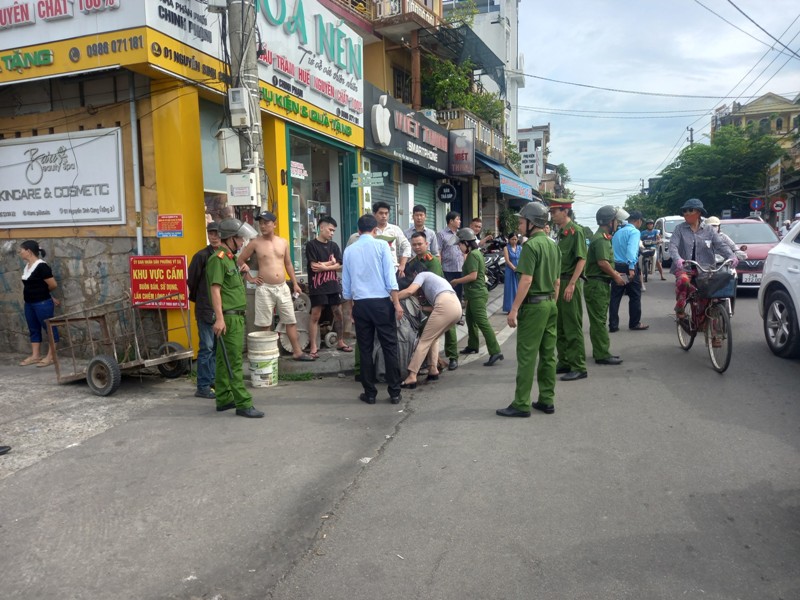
476, 156, 533, 202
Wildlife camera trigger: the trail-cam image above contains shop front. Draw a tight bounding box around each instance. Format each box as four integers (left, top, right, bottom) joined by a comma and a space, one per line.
362, 84, 450, 231
0, 0, 364, 351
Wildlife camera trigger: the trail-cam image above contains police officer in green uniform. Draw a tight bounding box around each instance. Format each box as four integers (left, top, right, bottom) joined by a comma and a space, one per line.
406, 231, 459, 371
497, 202, 561, 417
449, 228, 503, 366
584, 207, 627, 366
206, 218, 264, 418
549, 200, 588, 381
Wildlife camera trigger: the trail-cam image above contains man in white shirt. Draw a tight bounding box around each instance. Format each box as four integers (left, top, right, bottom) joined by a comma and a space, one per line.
404, 204, 440, 258
369, 201, 412, 276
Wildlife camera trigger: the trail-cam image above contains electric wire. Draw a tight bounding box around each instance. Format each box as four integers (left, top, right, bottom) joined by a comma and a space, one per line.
725, 0, 800, 61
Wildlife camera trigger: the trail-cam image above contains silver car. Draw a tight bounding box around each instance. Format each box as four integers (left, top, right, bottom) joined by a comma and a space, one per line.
758, 221, 800, 359
654, 215, 684, 269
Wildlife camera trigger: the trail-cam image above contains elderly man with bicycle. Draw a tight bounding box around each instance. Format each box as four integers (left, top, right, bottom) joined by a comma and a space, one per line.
669, 199, 737, 315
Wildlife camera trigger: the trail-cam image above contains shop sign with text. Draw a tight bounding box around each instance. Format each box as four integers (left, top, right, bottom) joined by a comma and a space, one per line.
129, 255, 188, 309
364, 83, 448, 175
448, 129, 474, 177
0, 128, 125, 228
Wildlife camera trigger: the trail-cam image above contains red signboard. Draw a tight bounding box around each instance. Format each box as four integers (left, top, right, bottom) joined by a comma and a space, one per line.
129, 256, 188, 309
771, 197, 787, 212
157, 214, 184, 238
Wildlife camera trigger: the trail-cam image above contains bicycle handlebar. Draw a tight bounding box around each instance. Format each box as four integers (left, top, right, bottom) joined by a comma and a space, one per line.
683, 258, 734, 274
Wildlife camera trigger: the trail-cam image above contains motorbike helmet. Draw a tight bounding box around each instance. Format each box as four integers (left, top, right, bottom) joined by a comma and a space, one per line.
706, 216, 721, 226
614, 207, 630, 222
596, 205, 618, 226
218, 218, 258, 240
645, 219, 654, 225
519, 202, 549, 228
680, 198, 707, 216
456, 227, 477, 242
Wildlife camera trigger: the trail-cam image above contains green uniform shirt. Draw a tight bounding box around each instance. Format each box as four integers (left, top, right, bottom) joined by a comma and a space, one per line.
407, 254, 443, 277
516, 232, 561, 295
462, 249, 487, 300
205, 249, 246, 311
584, 230, 614, 280
557, 221, 587, 276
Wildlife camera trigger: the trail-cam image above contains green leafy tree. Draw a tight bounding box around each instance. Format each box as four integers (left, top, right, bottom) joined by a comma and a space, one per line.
498, 205, 520, 237
505, 138, 521, 172
443, 0, 478, 27
624, 192, 664, 220
652, 125, 784, 217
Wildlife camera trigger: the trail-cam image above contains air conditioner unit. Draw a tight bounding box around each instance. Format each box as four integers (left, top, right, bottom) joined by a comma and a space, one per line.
420, 109, 438, 122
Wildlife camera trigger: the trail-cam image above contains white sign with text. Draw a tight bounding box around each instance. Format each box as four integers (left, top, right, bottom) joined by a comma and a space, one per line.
0, 128, 126, 228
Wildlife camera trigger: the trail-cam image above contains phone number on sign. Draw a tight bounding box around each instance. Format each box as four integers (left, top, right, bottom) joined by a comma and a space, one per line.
87, 35, 143, 58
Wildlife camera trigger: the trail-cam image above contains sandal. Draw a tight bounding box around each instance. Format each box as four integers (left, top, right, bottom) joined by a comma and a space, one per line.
19, 356, 40, 366
37, 357, 54, 367
308, 351, 320, 359
293, 353, 316, 362
337, 344, 353, 353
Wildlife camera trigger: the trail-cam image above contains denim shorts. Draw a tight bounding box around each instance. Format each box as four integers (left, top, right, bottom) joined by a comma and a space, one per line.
25, 298, 59, 343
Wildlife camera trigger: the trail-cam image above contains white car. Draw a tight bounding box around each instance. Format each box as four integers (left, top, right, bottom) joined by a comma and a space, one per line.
654, 215, 684, 268
758, 221, 800, 358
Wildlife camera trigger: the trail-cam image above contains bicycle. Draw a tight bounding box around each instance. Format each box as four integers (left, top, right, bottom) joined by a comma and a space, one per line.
676, 259, 736, 373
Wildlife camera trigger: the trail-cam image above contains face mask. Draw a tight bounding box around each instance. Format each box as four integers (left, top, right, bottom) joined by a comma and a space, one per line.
684, 211, 700, 225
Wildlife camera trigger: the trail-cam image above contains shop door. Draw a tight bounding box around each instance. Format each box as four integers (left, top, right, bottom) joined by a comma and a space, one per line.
414, 176, 435, 229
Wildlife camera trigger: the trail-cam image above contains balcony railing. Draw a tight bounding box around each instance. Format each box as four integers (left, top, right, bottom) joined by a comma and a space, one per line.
328, 0, 375, 19
437, 107, 505, 163
374, 0, 438, 28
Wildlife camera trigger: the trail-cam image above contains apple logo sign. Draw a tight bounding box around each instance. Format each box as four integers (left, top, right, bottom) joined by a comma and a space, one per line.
371, 95, 392, 147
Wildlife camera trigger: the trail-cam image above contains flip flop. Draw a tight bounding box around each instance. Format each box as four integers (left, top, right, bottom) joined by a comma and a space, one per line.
630, 324, 650, 331
337, 344, 353, 353
37, 357, 54, 367
308, 351, 320, 359
19, 356, 40, 366
293, 353, 316, 362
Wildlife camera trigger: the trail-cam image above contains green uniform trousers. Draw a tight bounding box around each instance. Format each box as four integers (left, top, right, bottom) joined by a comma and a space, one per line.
512, 300, 557, 411
556, 278, 587, 372
584, 278, 613, 360
215, 314, 253, 410
466, 294, 501, 355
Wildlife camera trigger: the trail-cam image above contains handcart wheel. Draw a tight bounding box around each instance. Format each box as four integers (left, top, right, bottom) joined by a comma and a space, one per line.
86, 354, 122, 397
279, 330, 310, 354
157, 342, 191, 378
293, 292, 311, 314
324, 332, 338, 348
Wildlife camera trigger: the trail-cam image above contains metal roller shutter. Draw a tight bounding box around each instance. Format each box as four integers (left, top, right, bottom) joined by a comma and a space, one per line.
414, 175, 435, 228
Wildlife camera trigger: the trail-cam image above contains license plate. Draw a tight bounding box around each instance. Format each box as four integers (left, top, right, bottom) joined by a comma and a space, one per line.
742, 273, 762, 284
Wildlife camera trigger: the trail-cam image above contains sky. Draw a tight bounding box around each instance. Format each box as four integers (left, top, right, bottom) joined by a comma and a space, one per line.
516, 0, 800, 223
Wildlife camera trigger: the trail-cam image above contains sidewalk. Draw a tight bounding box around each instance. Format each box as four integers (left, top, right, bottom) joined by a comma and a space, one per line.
279, 286, 505, 376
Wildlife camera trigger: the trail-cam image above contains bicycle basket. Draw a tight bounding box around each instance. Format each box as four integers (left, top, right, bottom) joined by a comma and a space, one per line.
695, 269, 735, 299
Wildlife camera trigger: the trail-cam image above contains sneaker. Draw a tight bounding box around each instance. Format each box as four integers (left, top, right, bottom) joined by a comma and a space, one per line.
195, 388, 216, 399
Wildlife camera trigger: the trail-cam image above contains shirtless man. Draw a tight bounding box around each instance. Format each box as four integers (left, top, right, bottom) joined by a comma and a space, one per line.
237, 211, 314, 362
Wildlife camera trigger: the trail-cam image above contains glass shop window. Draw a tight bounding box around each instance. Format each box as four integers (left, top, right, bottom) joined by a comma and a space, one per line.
289, 135, 333, 275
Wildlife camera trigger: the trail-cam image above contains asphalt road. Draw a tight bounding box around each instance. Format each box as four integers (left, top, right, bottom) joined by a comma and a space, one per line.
1, 279, 798, 600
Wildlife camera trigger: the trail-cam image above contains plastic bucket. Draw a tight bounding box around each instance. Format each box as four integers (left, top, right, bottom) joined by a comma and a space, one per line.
248, 331, 279, 354
249, 349, 279, 388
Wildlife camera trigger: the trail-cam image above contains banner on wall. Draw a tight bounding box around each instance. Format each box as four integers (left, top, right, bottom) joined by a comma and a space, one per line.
129, 255, 188, 309
0, 128, 126, 228
449, 129, 475, 177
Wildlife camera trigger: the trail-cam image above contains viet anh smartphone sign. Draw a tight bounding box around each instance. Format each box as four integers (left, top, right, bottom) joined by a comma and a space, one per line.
129, 255, 188, 309
0, 128, 125, 228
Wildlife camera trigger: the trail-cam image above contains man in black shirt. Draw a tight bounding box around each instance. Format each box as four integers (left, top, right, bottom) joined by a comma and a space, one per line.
306, 216, 351, 357
187, 221, 222, 399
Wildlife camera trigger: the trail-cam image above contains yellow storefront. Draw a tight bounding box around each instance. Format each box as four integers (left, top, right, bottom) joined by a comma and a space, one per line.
0, 1, 364, 353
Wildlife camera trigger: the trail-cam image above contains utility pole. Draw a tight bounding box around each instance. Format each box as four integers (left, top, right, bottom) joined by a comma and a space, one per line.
686, 126, 694, 146
227, 0, 267, 208
640, 179, 645, 195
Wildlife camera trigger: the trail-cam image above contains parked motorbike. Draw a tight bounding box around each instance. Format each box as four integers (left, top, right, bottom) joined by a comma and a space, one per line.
482, 237, 507, 291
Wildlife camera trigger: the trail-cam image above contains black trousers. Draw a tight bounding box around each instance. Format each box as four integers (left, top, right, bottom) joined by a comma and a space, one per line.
609, 263, 643, 329
353, 297, 401, 398
444, 271, 463, 301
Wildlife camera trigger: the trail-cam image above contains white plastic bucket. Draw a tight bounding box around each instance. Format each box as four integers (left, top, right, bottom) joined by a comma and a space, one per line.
249, 349, 279, 388
248, 331, 279, 355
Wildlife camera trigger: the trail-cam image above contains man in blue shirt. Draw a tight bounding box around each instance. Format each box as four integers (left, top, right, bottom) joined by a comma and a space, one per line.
343, 214, 404, 405
609, 210, 649, 331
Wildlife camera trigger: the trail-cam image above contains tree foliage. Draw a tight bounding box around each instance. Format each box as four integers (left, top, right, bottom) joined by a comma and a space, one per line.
421, 56, 504, 128
443, 0, 478, 27
649, 125, 784, 217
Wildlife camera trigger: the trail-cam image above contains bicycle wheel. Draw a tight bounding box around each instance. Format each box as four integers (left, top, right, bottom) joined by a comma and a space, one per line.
677, 302, 695, 350
705, 303, 732, 373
